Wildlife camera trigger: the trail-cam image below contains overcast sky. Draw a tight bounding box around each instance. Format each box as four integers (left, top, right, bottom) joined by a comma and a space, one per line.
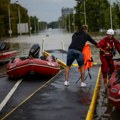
11, 0, 116, 23
11, 0, 76, 23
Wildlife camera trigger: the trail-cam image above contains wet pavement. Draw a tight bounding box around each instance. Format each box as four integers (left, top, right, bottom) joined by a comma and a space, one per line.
94, 80, 120, 120
0, 65, 100, 120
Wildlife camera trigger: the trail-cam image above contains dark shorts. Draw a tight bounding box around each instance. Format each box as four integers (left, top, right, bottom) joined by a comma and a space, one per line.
66, 49, 84, 66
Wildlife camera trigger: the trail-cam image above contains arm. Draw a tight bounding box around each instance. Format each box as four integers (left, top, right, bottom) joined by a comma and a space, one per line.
114, 39, 120, 54
87, 34, 97, 46
97, 38, 106, 49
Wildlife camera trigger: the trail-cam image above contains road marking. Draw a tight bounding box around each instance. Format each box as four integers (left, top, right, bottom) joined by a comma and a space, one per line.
0, 79, 22, 112
1, 71, 62, 120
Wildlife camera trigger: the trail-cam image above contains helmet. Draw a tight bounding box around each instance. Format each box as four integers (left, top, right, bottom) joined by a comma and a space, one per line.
106, 29, 114, 35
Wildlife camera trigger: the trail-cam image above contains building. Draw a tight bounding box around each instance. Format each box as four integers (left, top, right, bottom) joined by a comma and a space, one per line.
61, 7, 73, 16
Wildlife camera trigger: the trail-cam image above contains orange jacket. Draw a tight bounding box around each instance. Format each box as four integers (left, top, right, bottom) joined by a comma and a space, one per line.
78, 43, 92, 71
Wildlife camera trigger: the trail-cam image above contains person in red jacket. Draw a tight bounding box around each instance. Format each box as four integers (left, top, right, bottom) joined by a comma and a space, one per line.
97, 29, 120, 86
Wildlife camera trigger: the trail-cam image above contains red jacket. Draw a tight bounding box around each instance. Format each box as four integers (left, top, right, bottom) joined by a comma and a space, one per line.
97, 36, 120, 56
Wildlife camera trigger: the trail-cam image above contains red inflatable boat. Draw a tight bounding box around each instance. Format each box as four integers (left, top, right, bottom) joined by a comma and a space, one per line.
0, 50, 17, 63
6, 56, 60, 78
108, 58, 120, 109
0, 41, 17, 63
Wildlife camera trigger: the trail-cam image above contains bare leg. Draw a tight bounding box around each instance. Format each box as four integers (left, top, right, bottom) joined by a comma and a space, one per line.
65, 65, 71, 81
78, 65, 85, 82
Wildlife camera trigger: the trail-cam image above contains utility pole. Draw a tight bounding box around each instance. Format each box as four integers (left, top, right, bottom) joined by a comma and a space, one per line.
69, 14, 71, 32
16, 1, 22, 35
28, 15, 31, 36
84, 0, 87, 25
8, 4, 12, 37
73, 10, 76, 32
18, 5, 22, 35
79, 0, 87, 25
110, 0, 113, 29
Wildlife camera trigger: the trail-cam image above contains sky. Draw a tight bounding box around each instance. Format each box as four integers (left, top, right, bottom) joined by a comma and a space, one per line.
11, 0, 116, 23
11, 0, 76, 23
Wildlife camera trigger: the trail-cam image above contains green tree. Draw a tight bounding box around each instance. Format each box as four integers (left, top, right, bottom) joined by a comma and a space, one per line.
112, 2, 120, 29
75, 0, 111, 31
74, 0, 120, 31
0, 0, 10, 37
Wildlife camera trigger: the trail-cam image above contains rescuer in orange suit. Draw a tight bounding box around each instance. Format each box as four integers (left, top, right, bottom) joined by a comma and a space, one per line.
97, 29, 120, 86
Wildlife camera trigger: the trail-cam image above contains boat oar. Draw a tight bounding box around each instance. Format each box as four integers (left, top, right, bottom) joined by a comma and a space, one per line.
0, 79, 22, 112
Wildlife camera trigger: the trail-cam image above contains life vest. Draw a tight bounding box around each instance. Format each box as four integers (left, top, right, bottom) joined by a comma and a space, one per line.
77, 43, 92, 82
78, 43, 92, 71
83, 43, 92, 70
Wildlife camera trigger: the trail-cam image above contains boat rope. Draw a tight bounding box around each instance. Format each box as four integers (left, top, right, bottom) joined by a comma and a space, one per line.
76, 68, 92, 84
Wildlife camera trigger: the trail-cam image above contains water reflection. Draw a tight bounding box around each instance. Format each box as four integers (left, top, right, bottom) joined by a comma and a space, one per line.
5, 29, 73, 57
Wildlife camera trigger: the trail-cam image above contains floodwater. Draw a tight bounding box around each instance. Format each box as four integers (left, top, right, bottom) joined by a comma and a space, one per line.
1, 28, 120, 120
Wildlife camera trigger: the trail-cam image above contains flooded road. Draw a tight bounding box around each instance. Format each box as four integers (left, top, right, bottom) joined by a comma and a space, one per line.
1, 28, 120, 120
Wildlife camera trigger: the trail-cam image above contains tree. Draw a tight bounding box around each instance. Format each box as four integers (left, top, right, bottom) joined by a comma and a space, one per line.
112, 2, 120, 29
0, 0, 10, 37
0, 0, 47, 37
74, 0, 119, 32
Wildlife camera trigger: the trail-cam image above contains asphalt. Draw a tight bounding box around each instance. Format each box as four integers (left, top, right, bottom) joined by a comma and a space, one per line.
0, 65, 100, 120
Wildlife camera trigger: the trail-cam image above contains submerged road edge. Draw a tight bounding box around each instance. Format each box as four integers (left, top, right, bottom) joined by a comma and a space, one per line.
86, 67, 101, 120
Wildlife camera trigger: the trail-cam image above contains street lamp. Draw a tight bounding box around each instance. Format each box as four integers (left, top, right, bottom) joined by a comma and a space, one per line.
8, 4, 12, 37
28, 15, 31, 36
84, 0, 87, 25
16, 1, 22, 35
72, 10, 76, 32
68, 14, 71, 32
80, 0, 87, 25
110, 0, 113, 29
34, 18, 37, 33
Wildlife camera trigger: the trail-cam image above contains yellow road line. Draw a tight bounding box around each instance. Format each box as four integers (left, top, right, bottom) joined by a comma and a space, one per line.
1, 71, 62, 120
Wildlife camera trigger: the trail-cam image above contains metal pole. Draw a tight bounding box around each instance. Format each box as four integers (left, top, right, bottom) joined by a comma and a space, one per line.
64, 16, 66, 30
8, 4, 12, 37
16, 1, 22, 35
28, 15, 31, 36
73, 10, 75, 32
69, 14, 71, 32
110, 0, 113, 29
84, 0, 87, 25
18, 6, 22, 35
34, 18, 36, 33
